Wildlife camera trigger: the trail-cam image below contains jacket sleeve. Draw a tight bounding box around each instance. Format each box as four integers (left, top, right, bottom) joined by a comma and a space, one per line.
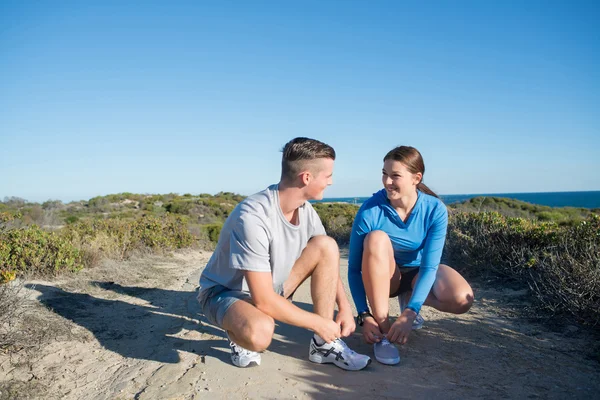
407, 205, 448, 313
348, 207, 373, 313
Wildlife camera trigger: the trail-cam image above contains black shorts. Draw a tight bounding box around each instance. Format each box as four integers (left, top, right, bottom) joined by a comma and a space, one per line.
390, 267, 419, 298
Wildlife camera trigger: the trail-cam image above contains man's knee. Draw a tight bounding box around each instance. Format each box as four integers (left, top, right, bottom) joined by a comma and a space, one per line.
244, 315, 275, 352
309, 234, 339, 256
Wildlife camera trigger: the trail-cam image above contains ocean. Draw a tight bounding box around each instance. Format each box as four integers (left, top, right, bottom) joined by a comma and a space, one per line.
315, 191, 600, 209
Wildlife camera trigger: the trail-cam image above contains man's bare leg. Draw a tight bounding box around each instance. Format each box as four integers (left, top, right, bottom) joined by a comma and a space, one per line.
221, 235, 339, 351
222, 300, 275, 352
282, 235, 339, 319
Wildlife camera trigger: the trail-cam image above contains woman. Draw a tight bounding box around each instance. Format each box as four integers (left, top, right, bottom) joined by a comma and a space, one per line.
348, 146, 474, 365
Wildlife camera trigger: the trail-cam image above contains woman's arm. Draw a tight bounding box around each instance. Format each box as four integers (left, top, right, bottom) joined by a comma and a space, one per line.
406, 205, 448, 313
347, 208, 372, 314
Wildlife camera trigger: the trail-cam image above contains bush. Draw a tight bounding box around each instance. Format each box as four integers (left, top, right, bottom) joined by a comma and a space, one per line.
65, 215, 79, 224
65, 215, 196, 262
202, 223, 223, 243
0, 224, 83, 275
0, 279, 26, 351
313, 203, 359, 244
445, 211, 600, 325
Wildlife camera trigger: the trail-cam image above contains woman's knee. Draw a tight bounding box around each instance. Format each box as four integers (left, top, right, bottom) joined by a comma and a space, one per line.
362, 231, 393, 273
454, 290, 474, 314
364, 230, 391, 250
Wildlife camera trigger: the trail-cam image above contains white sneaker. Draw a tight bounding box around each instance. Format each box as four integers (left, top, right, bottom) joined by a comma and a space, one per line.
227, 334, 261, 368
399, 292, 425, 330
373, 337, 400, 365
309, 337, 371, 371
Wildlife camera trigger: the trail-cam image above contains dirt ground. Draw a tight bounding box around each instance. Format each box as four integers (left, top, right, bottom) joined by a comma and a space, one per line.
1, 249, 599, 400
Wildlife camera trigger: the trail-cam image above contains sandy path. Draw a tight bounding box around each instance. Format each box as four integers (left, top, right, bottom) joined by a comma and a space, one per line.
1, 249, 598, 400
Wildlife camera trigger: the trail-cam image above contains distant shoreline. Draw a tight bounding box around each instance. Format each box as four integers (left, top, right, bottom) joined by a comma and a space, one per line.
313, 190, 600, 209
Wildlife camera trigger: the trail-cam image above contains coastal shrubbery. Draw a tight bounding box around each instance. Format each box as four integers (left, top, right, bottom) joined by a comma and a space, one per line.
445, 211, 600, 325
65, 215, 196, 262
313, 203, 359, 244
450, 196, 598, 226
2, 194, 599, 328
0, 212, 196, 280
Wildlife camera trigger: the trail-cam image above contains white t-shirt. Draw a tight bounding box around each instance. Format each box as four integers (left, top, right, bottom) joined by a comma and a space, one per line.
198, 184, 326, 296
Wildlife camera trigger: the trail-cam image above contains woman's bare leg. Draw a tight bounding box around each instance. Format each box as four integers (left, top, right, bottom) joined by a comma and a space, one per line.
361, 230, 401, 334
412, 264, 474, 314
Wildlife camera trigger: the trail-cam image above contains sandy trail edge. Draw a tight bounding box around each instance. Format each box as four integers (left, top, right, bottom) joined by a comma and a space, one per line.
1, 249, 598, 400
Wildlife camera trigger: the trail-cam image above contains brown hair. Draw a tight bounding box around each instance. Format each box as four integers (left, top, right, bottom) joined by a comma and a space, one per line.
280, 137, 336, 182
383, 146, 439, 198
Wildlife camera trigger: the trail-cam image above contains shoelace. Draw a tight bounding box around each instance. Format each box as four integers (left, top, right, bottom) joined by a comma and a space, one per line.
333, 338, 356, 356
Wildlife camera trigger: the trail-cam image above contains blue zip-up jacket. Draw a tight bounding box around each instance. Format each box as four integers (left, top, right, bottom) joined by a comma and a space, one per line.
348, 189, 448, 314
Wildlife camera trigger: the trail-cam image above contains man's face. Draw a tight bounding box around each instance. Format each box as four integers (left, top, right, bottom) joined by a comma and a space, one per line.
305, 158, 334, 200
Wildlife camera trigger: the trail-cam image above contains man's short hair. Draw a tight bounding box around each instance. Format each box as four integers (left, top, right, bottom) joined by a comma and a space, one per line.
280, 137, 336, 182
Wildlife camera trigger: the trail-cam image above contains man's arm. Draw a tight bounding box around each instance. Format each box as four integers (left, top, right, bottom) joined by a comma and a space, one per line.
245, 270, 341, 343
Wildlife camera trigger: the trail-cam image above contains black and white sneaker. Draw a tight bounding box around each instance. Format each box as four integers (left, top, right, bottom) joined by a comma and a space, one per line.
227, 334, 261, 368
308, 337, 371, 371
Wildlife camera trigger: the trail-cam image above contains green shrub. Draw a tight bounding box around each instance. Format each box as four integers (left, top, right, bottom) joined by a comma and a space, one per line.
0, 224, 83, 275
445, 211, 600, 325
65, 215, 79, 224
65, 215, 196, 261
313, 203, 359, 244
165, 200, 194, 215
202, 223, 223, 243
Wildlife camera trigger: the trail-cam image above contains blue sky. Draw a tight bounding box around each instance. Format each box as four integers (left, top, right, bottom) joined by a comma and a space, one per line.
1, 1, 599, 203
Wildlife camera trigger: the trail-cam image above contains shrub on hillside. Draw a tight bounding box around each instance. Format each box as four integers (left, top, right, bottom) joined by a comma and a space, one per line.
202, 223, 223, 243
449, 196, 593, 226
313, 203, 359, 244
65, 215, 196, 262
445, 211, 600, 325
0, 224, 83, 276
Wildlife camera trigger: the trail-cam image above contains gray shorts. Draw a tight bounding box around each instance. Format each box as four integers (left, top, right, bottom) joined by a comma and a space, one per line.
198, 283, 286, 328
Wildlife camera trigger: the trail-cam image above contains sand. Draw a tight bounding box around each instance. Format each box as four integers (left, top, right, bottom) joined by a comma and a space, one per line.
1, 249, 598, 400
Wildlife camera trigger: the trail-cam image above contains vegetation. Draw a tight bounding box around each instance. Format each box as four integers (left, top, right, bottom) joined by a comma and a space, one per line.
0, 192, 243, 281
450, 196, 599, 226
1, 193, 599, 330
313, 203, 359, 244
445, 211, 600, 326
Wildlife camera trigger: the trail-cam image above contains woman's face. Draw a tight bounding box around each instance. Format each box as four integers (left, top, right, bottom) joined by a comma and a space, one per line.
382, 159, 421, 200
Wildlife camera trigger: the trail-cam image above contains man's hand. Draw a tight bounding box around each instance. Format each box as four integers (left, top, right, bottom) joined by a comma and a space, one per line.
386, 309, 416, 345
335, 307, 356, 337
313, 316, 342, 343
361, 316, 383, 344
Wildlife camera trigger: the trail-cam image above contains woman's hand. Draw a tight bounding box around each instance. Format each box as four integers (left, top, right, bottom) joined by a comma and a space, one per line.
387, 309, 417, 345
361, 316, 383, 344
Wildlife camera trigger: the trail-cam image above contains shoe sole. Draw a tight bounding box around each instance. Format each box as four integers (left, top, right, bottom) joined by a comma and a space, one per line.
308, 353, 371, 371
233, 359, 261, 368
375, 356, 400, 365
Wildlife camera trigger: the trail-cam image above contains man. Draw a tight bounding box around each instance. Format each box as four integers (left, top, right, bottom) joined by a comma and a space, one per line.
198, 137, 371, 370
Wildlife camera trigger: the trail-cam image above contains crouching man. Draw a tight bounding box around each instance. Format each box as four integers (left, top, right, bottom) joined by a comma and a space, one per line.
198, 137, 370, 370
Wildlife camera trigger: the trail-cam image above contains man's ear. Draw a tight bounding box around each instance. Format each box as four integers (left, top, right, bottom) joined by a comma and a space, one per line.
299, 171, 311, 186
